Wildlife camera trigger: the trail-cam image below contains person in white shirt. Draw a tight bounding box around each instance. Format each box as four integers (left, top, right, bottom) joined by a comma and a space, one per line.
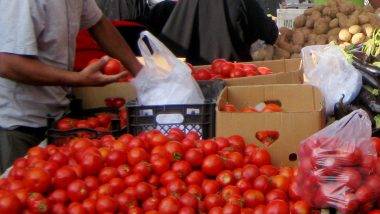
0, 0, 142, 171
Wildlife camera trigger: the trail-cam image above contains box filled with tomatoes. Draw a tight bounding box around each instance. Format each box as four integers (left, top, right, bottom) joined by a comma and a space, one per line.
216, 84, 325, 166
47, 99, 128, 145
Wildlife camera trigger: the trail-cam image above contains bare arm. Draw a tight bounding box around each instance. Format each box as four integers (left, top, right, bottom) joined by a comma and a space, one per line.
89, 16, 143, 76
0, 54, 126, 86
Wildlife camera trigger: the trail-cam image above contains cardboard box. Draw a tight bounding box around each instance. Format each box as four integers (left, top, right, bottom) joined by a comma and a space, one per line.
73, 83, 137, 109
196, 58, 303, 86
216, 84, 325, 166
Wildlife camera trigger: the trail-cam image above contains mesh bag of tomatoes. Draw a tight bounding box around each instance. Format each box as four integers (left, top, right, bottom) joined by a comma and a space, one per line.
48, 107, 127, 145
1, 128, 314, 213
296, 109, 380, 214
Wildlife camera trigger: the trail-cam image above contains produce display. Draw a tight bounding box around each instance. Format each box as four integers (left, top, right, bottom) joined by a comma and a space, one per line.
252, 0, 380, 61
222, 101, 283, 113
0, 129, 314, 213
188, 59, 273, 80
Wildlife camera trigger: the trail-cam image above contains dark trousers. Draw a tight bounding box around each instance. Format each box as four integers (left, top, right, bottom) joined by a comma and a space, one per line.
0, 127, 46, 173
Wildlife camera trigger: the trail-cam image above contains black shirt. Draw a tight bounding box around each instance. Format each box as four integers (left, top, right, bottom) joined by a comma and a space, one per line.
160, 0, 278, 65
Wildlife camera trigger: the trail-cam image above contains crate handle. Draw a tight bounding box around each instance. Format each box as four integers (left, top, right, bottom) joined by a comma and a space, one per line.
156, 114, 184, 124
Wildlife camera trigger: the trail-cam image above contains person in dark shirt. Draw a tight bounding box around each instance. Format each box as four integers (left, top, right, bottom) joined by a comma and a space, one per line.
160, 0, 279, 65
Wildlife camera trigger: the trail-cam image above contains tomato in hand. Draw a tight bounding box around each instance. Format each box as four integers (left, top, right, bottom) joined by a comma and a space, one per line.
102, 58, 122, 75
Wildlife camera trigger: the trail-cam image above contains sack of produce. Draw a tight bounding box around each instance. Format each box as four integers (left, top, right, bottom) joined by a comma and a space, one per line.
133, 31, 204, 105
296, 109, 379, 214
302, 44, 362, 115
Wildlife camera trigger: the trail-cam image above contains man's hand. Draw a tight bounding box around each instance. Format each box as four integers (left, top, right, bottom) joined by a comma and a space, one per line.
74, 56, 127, 86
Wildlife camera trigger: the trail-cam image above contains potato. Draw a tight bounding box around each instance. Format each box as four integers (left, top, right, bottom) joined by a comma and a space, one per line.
305, 19, 315, 28
307, 34, 317, 42
338, 29, 352, 42
347, 15, 359, 26
339, 3, 354, 15
301, 28, 312, 35
251, 49, 266, 61
329, 18, 339, 28
338, 15, 349, 28
315, 5, 324, 12
351, 33, 365, 45
294, 15, 306, 28
339, 42, 351, 49
316, 35, 328, 45
279, 27, 293, 41
328, 35, 338, 43
292, 45, 302, 54
348, 25, 361, 35
292, 30, 305, 46
311, 11, 322, 21
277, 36, 293, 53
314, 19, 329, 35
274, 47, 291, 59
359, 14, 370, 24
362, 24, 374, 37
322, 7, 332, 17
329, 7, 338, 18
327, 28, 341, 36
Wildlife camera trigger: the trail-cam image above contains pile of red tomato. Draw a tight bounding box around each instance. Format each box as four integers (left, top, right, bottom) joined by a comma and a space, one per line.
0, 129, 311, 214
222, 102, 283, 113
189, 59, 272, 81
297, 137, 380, 214
56, 113, 114, 132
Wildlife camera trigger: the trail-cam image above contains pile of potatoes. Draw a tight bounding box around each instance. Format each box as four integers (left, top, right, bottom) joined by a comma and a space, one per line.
252, 0, 380, 61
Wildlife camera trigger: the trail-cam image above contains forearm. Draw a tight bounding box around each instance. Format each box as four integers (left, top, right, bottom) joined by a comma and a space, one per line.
89, 17, 143, 76
0, 53, 79, 86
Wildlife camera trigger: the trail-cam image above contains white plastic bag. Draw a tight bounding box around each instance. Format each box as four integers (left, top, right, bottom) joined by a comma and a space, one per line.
302, 45, 362, 115
132, 31, 205, 105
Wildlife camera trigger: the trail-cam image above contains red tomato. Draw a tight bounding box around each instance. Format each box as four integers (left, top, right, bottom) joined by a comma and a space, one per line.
265, 199, 289, 214
0, 193, 22, 213
227, 135, 246, 153
151, 158, 170, 175
51, 203, 67, 214
165, 141, 185, 161
117, 164, 132, 178
223, 203, 241, 214
266, 188, 288, 202
216, 170, 235, 186
136, 182, 152, 200
185, 148, 204, 167
82, 198, 96, 213
27, 146, 48, 160
230, 67, 246, 78
98, 167, 118, 184
160, 171, 180, 186
371, 137, 380, 156
96, 195, 117, 213
109, 177, 126, 194
185, 171, 204, 186
253, 175, 272, 194
193, 69, 212, 80
57, 118, 76, 131
179, 206, 196, 214
202, 179, 222, 195
209, 207, 223, 214
180, 192, 198, 208
133, 161, 152, 177
67, 202, 86, 214
80, 153, 103, 176
233, 168, 243, 180
211, 59, 227, 74
222, 103, 238, 112
215, 137, 230, 150
242, 164, 260, 181
355, 185, 374, 204
251, 148, 271, 167
24, 167, 50, 193
186, 131, 201, 141
220, 62, 234, 78
243, 189, 265, 208
260, 165, 279, 176
172, 161, 192, 178
84, 176, 99, 192
27, 193, 49, 214
6, 179, 25, 191
127, 147, 148, 166
270, 175, 290, 192
167, 179, 187, 196
48, 189, 68, 204
225, 152, 244, 170
67, 179, 88, 202
181, 138, 195, 151
49, 152, 69, 167
14, 189, 28, 205
288, 181, 301, 201
143, 197, 159, 211
201, 140, 218, 155
236, 179, 253, 193
106, 150, 127, 167
204, 194, 225, 210
159, 196, 180, 214
257, 67, 272, 75
124, 173, 144, 187
241, 208, 257, 214
290, 200, 311, 214
202, 154, 224, 176
340, 168, 361, 191
117, 192, 137, 212
103, 58, 122, 75
222, 185, 241, 201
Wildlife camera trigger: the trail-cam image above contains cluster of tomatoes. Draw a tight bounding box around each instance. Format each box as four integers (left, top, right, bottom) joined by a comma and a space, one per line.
56, 113, 114, 132
222, 102, 283, 113
297, 137, 380, 214
1, 129, 311, 214
189, 59, 272, 81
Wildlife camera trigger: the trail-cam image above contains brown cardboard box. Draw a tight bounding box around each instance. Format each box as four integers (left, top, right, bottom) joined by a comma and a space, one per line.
195, 58, 303, 86
73, 83, 137, 108
216, 84, 325, 166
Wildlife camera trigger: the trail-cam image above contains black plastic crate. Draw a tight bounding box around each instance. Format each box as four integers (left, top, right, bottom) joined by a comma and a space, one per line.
47, 99, 127, 144
126, 100, 216, 139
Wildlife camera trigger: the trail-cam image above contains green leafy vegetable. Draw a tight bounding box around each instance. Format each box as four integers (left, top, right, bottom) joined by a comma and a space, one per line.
375, 114, 380, 129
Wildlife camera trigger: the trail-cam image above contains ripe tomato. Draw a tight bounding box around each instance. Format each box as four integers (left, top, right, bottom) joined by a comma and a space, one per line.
124, 173, 144, 187
265, 199, 289, 214
225, 152, 244, 170
288, 180, 301, 201
242, 164, 260, 181
253, 175, 272, 194
181, 138, 196, 151
160, 171, 180, 186
27, 193, 49, 214
159, 196, 180, 214
48, 189, 68, 204
82, 198, 96, 213
243, 189, 265, 208
24, 167, 50, 193
340, 168, 361, 191
290, 200, 311, 214
152, 157, 171, 175
216, 170, 235, 186
172, 161, 192, 178
180, 192, 198, 208
227, 135, 245, 153
98, 167, 118, 184
143, 197, 159, 211
179, 206, 196, 214
14, 189, 28, 205
201, 140, 218, 155
108, 177, 125, 194
270, 175, 290, 192
67, 179, 88, 202
260, 165, 279, 177
193, 69, 212, 80
371, 137, 380, 156
117, 192, 137, 212
0, 193, 22, 213
222, 185, 241, 201
67, 202, 86, 214
165, 141, 185, 161
205, 194, 226, 211
136, 182, 152, 200
133, 161, 152, 177
236, 179, 252, 193
27, 146, 48, 160
103, 58, 122, 75
266, 188, 288, 202
169, 128, 186, 141
211, 59, 227, 74
49, 152, 69, 167
106, 150, 127, 167
51, 203, 67, 214
117, 164, 132, 178
185, 148, 204, 167
84, 176, 99, 192
214, 137, 230, 150
257, 67, 272, 75
202, 179, 222, 195
209, 206, 223, 214
222, 103, 237, 112
220, 62, 234, 78
186, 131, 200, 141
80, 153, 103, 176
6, 179, 25, 191
188, 185, 204, 199
167, 179, 187, 196
127, 147, 148, 166
355, 185, 374, 204
96, 195, 117, 213
233, 168, 243, 180
186, 171, 205, 186
251, 148, 271, 167
279, 167, 294, 179
57, 118, 76, 131
202, 154, 224, 176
